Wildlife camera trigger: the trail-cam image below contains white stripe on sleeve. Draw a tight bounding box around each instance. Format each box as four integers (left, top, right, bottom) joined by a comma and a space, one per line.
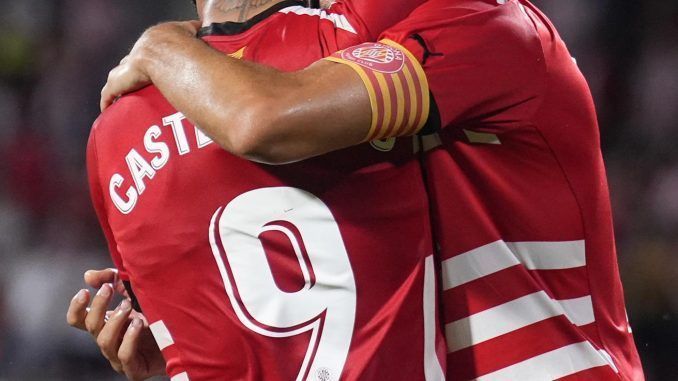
149, 320, 175, 350
442, 241, 520, 290
506, 240, 586, 270
442, 240, 586, 290
559, 295, 595, 327
474, 342, 611, 381
445, 292, 596, 352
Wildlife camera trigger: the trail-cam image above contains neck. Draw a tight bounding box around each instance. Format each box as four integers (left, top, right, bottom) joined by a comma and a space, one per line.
201, 0, 285, 24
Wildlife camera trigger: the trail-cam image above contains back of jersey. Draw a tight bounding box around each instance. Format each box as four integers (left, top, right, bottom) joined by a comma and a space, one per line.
87, 2, 445, 380
378, 0, 643, 379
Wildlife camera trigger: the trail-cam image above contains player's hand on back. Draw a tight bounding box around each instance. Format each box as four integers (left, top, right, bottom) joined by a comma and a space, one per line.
100, 20, 202, 112
85, 268, 129, 298
67, 269, 166, 380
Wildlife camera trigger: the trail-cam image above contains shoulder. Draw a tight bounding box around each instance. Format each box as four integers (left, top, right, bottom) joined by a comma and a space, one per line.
382, 0, 546, 85
276, 4, 360, 34
93, 86, 168, 140
383, 0, 541, 49
249, 5, 370, 68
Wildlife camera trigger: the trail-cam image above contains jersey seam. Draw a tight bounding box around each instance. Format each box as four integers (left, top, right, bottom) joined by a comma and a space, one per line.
91, 128, 112, 218
527, 105, 623, 381
521, 3, 621, 374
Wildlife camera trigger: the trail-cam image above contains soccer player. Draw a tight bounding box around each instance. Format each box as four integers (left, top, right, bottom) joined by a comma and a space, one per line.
99, 0, 645, 379
71, 0, 446, 380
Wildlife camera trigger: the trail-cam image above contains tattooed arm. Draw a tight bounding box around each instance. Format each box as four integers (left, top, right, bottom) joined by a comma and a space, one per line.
102, 21, 371, 164
101, 0, 427, 163
208, 0, 277, 22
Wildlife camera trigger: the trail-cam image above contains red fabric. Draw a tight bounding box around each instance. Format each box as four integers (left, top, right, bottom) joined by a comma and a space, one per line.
557, 365, 622, 381
327, 0, 426, 41
87, 129, 129, 281
87, 3, 444, 380
381, 0, 644, 379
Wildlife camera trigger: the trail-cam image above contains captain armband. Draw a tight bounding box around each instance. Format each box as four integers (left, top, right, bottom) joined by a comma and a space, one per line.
324, 39, 430, 141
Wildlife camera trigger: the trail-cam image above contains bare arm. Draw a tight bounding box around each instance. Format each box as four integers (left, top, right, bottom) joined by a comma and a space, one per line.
103, 22, 371, 164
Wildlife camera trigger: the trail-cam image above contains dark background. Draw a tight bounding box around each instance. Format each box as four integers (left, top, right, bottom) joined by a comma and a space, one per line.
0, 0, 675, 379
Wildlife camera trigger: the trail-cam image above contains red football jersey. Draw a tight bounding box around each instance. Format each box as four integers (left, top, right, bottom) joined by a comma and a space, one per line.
87, 1, 444, 380
380, 0, 644, 380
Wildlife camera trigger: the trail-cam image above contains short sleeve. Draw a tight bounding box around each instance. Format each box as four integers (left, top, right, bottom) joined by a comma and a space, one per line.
87, 122, 130, 282
328, 0, 427, 40
379, 1, 545, 130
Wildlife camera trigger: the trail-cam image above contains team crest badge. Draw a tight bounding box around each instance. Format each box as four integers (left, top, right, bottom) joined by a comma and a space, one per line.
341, 43, 405, 73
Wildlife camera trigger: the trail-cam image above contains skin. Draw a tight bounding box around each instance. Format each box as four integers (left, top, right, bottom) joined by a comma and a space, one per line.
72, 1, 373, 378
66, 269, 166, 380
100, 1, 372, 164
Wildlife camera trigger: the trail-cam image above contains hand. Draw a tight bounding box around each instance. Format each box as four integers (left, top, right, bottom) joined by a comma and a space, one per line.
67, 269, 166, 380
99, 54, 151, 112
87, 268, 128, 298
100, 20, 202, 111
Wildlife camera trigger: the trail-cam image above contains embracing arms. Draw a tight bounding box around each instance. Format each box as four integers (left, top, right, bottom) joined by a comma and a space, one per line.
102, 22, 372, 164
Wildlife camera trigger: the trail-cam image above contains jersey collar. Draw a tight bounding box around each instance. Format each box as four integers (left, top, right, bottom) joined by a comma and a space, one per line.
198, 0, 306, 37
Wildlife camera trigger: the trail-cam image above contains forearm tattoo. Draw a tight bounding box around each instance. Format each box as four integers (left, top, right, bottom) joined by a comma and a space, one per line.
214, 0, 275, 22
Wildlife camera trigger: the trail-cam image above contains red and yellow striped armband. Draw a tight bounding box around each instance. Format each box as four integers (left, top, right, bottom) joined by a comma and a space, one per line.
324, 39, 430, 141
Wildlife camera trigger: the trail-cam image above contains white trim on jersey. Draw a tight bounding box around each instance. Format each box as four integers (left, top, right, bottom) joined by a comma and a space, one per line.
474, 342, 611, 381
441, 240, 586, 290
441, 239, 620, 376
423, 255, 446, 381
278, 6, 357, 34
149, 320, 175, 350
559, 295, 596, 327
506, 240, 586, 270
170, 372, 190, 381
446, 291, 575, 352
445, 291, 597, 352
599, 349, 620, 373
442, 240, 520, 290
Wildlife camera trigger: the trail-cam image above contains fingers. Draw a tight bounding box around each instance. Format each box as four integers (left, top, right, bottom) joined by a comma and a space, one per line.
84, 268, 118, 288
101, 23, 184, 112
85, 283, 114, 337
66, 289, 91, 330
155, 20, 201, 36
68, 277, 147, 378
97, 299, 134, 372
185, 20, 203, 33
100, 77, 119, 112
100, 63, 126, 111
118, 317, 143, 375
100, 62, 150, 112
84, 268, 128, 302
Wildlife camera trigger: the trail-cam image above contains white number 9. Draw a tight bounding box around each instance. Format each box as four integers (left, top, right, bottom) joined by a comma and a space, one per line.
209, 187, 357, 381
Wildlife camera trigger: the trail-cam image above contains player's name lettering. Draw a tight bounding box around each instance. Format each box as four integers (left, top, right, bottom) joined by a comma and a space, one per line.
109, 112, 213, 214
